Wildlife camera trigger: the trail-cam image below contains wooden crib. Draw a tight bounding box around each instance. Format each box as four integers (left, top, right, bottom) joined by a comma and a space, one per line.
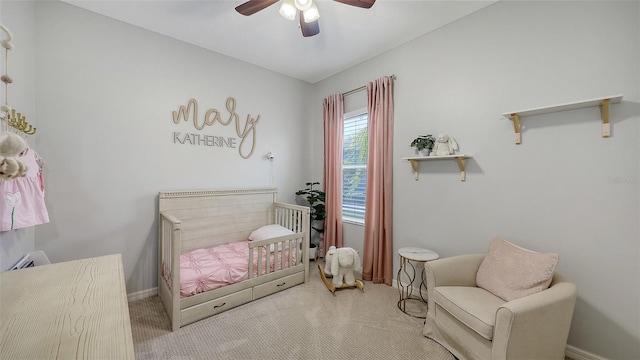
158, 188, 310, 331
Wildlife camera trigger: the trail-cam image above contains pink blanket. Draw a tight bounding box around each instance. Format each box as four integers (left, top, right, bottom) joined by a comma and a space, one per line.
175, 241, 297, 298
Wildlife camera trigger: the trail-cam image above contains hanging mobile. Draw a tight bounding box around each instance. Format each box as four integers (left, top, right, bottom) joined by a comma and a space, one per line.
0, 24, 29, 180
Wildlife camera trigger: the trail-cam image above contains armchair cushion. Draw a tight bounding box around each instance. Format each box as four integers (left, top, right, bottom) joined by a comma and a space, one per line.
476, 237, 558, 301
433, 286, 505, 340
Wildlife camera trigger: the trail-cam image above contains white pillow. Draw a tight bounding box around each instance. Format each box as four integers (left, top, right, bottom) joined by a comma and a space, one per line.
248, 224, 294, 242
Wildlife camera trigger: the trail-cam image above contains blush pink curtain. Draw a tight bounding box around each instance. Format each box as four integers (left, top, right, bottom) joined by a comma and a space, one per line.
362, 76, 394, 285
322, 94, 344, 254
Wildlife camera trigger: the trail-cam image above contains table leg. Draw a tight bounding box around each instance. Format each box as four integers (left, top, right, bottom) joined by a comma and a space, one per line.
397, 256, 424, 317
420, 266, 428, 302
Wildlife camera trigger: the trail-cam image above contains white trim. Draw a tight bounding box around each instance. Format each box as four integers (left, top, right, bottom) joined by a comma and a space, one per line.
342, 218, 364, 226
127, 287, 158, 302
344, 107, 367, 119
391, 278, 426, 299
565, 345, 607, 360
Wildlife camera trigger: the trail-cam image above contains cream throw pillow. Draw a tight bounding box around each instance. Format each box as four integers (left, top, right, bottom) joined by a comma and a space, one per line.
248, 224, 296, 253
476, 237, 558, 301
248, 224, 294, 241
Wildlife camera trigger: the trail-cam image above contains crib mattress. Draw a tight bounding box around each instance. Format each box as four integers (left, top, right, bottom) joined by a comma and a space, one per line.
178, 241, 297, 298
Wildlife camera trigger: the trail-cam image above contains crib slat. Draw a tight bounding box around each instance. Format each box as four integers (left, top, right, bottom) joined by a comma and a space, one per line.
265, 244, 271, 275
249, 245, 255, 279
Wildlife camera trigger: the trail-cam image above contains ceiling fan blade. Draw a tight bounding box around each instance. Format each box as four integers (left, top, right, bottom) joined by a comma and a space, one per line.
299, 11, 320, 37
333, 0, 375, 9
235, 0, 280, 16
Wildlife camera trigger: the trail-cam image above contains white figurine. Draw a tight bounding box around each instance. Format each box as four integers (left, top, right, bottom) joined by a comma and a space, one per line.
430, 134, 458, 156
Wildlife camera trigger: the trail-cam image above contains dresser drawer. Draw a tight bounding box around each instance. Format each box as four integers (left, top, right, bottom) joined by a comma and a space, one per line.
253, 272, 305, 300
181, 288, 252, 326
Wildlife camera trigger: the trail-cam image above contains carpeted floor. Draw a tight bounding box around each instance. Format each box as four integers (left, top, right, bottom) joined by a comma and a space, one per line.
128, 261, 455, 360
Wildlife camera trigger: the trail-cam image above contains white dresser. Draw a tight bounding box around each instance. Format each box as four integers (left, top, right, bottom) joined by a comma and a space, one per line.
0, 254, 135, 359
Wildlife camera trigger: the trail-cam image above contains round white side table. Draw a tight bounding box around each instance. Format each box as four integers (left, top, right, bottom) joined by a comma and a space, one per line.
396, 247, 439, 318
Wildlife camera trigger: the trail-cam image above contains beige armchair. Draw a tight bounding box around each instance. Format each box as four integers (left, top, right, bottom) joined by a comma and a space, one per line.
423, 254, 577, 360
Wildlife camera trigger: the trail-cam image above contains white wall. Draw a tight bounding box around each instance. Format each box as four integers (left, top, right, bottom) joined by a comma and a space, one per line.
0, 1, 36, 270
310, 1, 639, 359
28, 0, 312, 294
5, 0, 638, 358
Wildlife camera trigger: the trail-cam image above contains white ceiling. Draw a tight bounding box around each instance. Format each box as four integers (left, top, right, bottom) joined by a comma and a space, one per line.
60, 0, 498, 84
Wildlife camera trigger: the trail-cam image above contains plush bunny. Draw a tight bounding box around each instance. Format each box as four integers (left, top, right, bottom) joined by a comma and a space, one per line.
0, 132, 29, 179
330, 247, 362, 287
430, 134, 458, 156
0, 156, 27, 179
323, 245, 337, 277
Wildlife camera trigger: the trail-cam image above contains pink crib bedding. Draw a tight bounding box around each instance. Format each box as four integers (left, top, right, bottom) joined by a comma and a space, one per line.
174, 240, 297, 298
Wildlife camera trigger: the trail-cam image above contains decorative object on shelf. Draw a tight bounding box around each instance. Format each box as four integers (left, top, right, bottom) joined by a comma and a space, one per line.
430, 134, 458, 156
502, 95, 623, 144
410, 134, 435, 156
295, 181, 326, 259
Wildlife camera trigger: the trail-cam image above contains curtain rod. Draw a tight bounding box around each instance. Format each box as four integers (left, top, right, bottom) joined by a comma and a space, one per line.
342, 74, 396, 97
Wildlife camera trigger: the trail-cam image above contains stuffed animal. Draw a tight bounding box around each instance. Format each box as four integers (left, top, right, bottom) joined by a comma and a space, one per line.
0, 156, 27, 178
0, 132, 28, 179
323, 245, 337, 277
430, 134, 458, 156
330, 247, 361, 287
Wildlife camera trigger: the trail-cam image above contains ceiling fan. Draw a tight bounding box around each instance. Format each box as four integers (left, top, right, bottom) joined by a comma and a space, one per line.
235, 0, 376, 37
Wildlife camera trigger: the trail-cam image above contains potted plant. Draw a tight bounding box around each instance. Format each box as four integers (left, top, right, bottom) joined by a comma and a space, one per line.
295, 181, 326, 260
410, 134, 435, 156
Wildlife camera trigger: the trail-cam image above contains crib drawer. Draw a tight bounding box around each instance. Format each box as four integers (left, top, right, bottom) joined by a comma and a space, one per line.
253, 272, 305, 300
181, 288, 252, 326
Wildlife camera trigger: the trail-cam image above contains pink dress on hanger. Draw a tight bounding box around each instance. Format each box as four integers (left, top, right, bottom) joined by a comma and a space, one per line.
0, 148, 49, 231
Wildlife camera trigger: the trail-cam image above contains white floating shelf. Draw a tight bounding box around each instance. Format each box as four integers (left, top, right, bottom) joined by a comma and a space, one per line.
402, 154, 472, 182
502, 95, 623, 144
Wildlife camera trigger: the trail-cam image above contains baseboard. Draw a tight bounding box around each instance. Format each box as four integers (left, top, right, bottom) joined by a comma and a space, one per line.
392, 278, 426, 298
565, 345, 607, 360
127, 287, 158, 302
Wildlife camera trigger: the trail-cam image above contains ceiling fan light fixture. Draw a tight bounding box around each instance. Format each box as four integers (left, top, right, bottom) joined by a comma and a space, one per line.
302, 3, 320, 23
294, 0, 313, 11
279, 0, 296, 21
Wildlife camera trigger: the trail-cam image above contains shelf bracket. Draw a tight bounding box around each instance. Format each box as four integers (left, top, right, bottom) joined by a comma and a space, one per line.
510, 113, 522, 144
408, 159, 420, 181
406, 157, 468, 182
601, 98, 611, 137
454, 156, 467, 182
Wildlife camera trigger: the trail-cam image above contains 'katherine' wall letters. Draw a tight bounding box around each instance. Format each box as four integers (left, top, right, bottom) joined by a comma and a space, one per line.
172, 97, 259, 159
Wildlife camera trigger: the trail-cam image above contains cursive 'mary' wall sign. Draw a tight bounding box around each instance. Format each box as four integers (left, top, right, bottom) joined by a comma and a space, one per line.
171, 97, 259, 159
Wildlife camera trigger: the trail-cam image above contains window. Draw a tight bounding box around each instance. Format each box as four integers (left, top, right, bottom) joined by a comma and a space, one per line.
342, 110, 367, 224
